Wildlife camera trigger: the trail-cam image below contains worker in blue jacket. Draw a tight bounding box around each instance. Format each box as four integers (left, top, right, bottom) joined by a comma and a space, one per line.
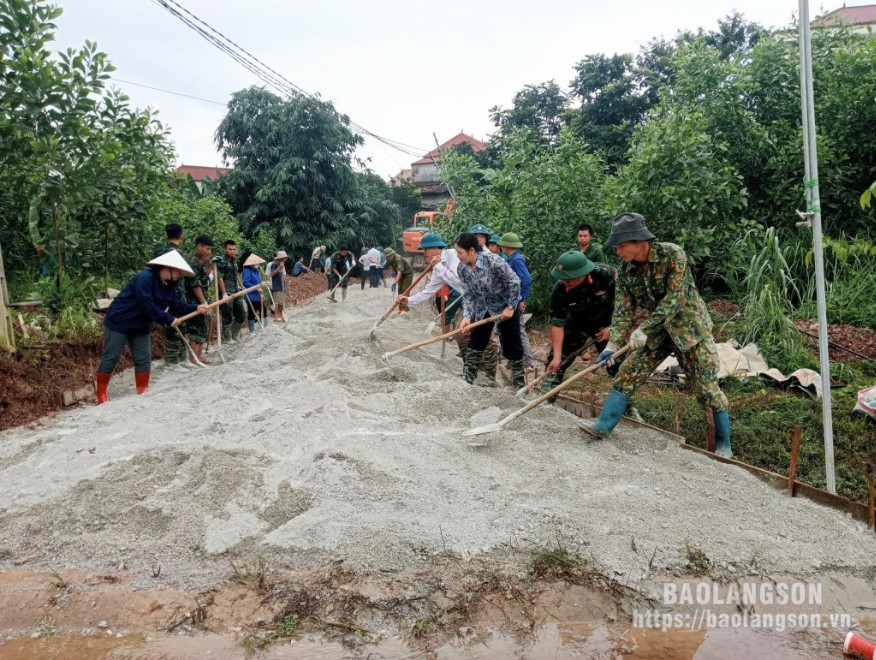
97, 251, 208, 404
498, 232, 536, 368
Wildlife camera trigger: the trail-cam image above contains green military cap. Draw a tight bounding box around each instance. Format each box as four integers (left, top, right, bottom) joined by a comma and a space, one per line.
383, 247, 397, 257
469, 223, 491, 236
497, 232, 523, 248
551, 250, 596, 280
488, 234, 501, 245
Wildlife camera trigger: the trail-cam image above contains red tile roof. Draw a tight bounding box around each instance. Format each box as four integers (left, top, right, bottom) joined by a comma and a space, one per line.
176, 164, 232, 181
411, 133, 487, 166
814, 4, 876, 26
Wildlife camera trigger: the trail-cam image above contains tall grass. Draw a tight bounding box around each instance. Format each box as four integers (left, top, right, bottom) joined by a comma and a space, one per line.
735, 227, 814, 370
797, 236, 876, 329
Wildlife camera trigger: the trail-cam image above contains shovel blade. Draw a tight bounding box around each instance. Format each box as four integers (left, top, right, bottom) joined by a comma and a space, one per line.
368, 324, 379, 340
462, 423, 503, 437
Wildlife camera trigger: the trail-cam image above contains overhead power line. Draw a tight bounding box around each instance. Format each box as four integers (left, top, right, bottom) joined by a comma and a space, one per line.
110, 77, 226, 106
148, 0, 429, 159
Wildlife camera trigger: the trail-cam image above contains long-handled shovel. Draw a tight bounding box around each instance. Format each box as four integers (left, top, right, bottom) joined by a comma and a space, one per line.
439, 295, 447, 358
368, 263, 434, 340
174, 325, 207, 367
426, 294, 462, 336
516, 338, 595, 396
464, 344, 630, 438
382, 314, 503, 362
212, 263, 226, 364
327, 270, 351, 302
175, 283, 263, 324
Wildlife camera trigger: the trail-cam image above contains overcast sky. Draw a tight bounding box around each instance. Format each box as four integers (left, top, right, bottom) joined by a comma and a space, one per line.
51, 1, 836, 180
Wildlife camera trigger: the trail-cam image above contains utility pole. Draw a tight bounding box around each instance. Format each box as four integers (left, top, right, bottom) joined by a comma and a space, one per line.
798, 0, 836, 494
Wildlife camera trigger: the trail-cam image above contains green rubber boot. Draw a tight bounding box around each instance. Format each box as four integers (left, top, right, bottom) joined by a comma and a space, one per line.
713, 409, 733, 458
463, 349, 484, 385
580, 389, 629, 439
509, 360, 526, 391
482, 343, 499, 386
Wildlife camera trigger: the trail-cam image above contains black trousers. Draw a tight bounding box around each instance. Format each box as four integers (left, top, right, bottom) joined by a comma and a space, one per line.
466, 309, 524, 361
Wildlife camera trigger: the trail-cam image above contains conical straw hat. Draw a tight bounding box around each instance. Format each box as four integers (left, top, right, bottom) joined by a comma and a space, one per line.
243, 253, 266, 266
147, 250, 194, 276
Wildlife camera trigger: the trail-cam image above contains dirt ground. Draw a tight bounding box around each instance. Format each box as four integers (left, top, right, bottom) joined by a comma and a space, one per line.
2, 281, 876, 656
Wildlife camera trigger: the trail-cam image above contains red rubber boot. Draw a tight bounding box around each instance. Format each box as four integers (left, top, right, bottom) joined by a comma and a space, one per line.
135, 371, 150, 395
96, 372, 111, 404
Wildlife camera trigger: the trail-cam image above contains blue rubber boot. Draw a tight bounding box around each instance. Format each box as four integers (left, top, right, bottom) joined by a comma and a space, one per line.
580, 389, 629, 439
713, 409, 733, 458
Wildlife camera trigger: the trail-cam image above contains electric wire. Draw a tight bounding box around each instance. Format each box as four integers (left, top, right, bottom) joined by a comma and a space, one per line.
149, 0, 429, 159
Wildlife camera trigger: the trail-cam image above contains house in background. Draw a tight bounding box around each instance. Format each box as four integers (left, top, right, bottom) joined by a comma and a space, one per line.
812, 4, 876, 32
394, 132, 487, 210
176, 164, 232, 192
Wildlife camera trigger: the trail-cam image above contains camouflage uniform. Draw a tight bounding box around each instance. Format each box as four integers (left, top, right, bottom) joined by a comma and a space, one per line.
184, 253, 211, 344
217, 256, 246, 341
610, 242, 727, 412
155, 242, 187, 364
541, 264, 616, 398
393, 254, 413, 311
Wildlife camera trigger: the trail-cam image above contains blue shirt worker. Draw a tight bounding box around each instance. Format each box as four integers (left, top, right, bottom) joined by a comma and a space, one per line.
580, 212, 732, 458
498, 232, 536, 368
97, 251, 207, 404
242, 253, 269, 332
455, 232, 525, 390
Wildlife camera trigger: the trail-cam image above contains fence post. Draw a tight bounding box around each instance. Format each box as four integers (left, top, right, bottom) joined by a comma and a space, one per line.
0, 241, 15, 352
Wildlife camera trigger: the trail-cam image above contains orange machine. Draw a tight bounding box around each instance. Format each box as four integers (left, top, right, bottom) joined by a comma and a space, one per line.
401, 201, 453, 268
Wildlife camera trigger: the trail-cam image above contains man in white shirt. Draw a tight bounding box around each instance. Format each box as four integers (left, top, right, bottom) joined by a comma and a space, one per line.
365, 245, 383, 288
397, 233, 499, 383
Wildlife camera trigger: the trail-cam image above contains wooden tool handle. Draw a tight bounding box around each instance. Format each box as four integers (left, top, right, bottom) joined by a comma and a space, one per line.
375, 263, 434, 325
505, 344, 631, 425
386, 314, 503, 357
176, 283, 262, 323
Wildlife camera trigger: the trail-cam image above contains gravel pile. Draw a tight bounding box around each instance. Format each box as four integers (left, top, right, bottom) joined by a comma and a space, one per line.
1, 285, 875, 587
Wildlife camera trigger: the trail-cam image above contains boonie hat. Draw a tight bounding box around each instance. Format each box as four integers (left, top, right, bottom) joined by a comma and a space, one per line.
497, 232, 523, 249
551, 250, 596, 280
419, 233, 447, 249
469, 223, 491, 236
604, 212, 656, 247
243, 253, 266, 266
274, 250, 288, 260
383, 247, 397, 257
148, 250, 195, 276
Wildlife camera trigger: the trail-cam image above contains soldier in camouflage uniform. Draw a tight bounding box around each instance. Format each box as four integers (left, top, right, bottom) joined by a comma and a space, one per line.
154, 223, 191, 370
183, 234, 214, 365
216, 240, 246, 343
541, 250, 616, 401
580, 213, 732, 458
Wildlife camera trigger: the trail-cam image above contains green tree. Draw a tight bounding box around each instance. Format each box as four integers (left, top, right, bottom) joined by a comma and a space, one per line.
607, 108, 751, 277
440, 130, 607, 316
215, 87, 364, 254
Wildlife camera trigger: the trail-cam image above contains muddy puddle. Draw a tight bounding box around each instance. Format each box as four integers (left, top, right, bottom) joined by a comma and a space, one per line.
0, 622, 851, 658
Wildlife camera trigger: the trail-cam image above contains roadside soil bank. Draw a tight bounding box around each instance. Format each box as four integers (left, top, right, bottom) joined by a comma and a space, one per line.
2, 282, 876, 656
0, 272, 328, 432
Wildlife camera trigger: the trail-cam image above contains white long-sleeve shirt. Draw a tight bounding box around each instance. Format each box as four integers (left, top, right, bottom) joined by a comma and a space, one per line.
408, 248, 466, 306
365, 247, 382, 268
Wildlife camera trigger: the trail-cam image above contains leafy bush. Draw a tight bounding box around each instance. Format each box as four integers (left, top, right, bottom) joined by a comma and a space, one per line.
439, 129, 606, 317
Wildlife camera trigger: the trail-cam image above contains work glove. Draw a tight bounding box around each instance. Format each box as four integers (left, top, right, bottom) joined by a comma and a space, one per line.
630, 326, 648, 349
391, 283, 397, 293
595, 341, 620, 369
